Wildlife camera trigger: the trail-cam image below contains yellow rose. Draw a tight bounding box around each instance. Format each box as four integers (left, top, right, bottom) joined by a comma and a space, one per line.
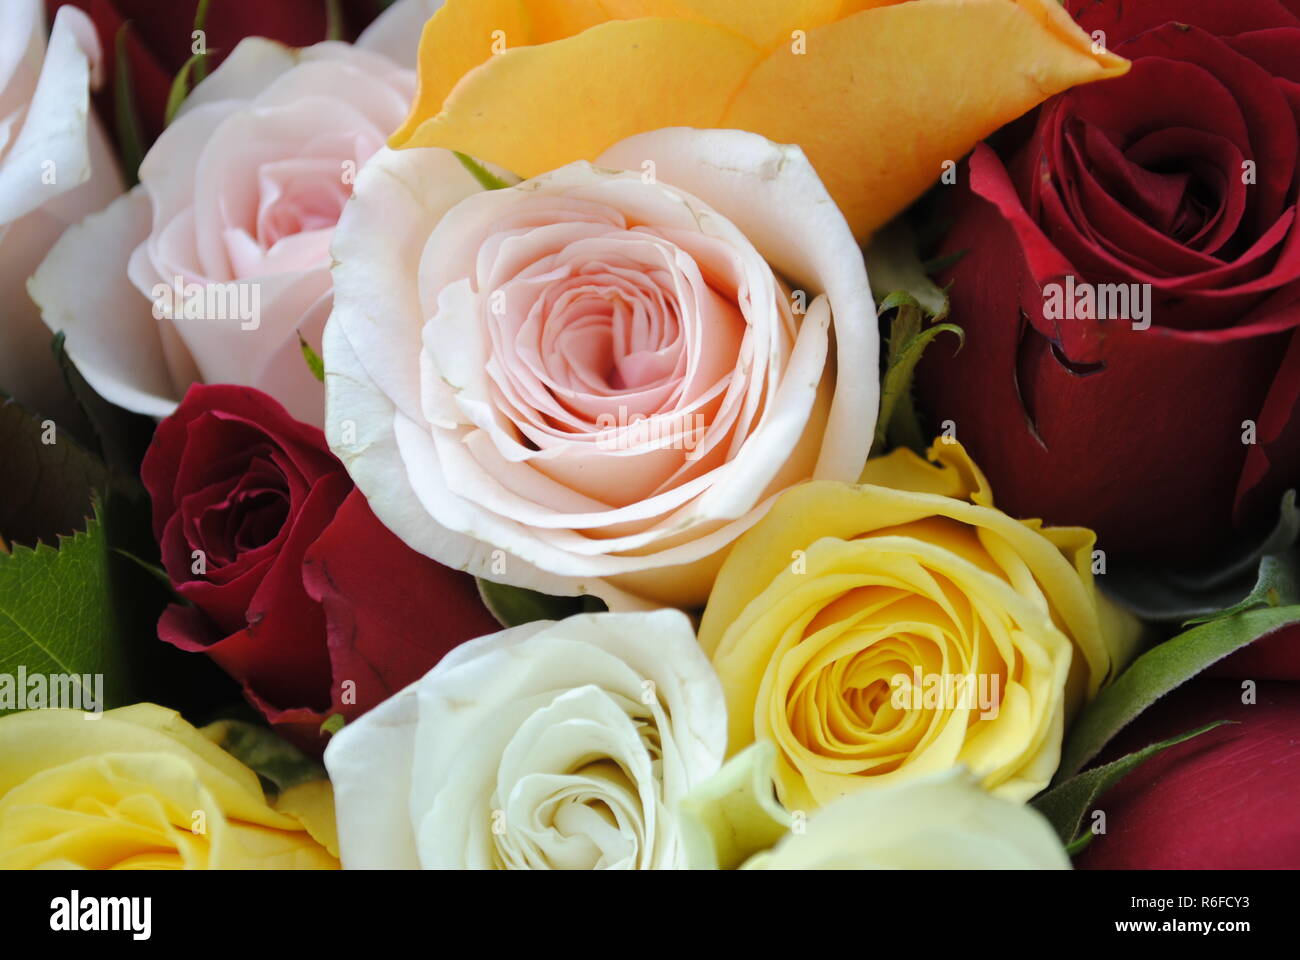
391, 0, 1128, 237
681, 742, 1069, 869
0, 704, 338, 869
698, 441, 1140, 810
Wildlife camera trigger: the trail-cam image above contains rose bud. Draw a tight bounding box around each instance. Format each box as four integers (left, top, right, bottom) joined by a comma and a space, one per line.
141, 383, 499, 752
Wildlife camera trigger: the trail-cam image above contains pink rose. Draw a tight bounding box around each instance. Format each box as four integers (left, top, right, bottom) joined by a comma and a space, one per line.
324, 128, 878, 608
29, 12, 420, 426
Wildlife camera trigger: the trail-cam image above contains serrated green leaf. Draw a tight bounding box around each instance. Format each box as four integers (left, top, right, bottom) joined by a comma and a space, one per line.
202, 719, 326, 794
1056, 604, 1300, 780
1034, 721, 1226, 847
113, 23, 145, 186
298, 333, 326, 383
0, 395, 110, 548
475, 578, 604, 628
454, 151, 512, 191
0, 501, 133, 715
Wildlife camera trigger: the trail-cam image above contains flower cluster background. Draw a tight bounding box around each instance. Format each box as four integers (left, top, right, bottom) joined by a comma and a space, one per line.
0, 0, 1297, 870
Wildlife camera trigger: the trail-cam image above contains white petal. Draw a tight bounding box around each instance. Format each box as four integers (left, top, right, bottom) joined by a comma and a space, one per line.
28, 188, 183, 417
0, 6, 105, 224
323, 682, 423, 870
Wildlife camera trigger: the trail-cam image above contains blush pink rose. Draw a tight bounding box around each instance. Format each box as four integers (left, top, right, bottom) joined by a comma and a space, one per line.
324, 128, 878, 609
29, 3, 427, 426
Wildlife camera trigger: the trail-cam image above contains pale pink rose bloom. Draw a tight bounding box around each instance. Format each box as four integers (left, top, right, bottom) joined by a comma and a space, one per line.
0, 0, 120, 421
324, 129, 879, 609
29, 0, 430, 427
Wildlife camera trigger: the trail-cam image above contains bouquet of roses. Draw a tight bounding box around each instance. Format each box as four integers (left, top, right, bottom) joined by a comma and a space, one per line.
0, 0, 1296, 873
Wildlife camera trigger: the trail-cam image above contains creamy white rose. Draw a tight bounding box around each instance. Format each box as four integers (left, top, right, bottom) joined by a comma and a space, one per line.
324, 128, 878, 608
0, 0, 120, 420
28, 1, 429, 427
324, 610, 726, 869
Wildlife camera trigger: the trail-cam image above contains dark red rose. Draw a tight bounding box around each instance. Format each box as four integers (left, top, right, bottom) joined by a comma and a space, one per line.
141, 384, 500, 751
1211, 622, 1300, 681
1076, 678, 1300, 869
47, 0, 388, 146
917, 0, 1300, 567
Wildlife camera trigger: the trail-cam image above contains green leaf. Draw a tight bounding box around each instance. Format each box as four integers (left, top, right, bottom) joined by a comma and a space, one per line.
0, 501, 133, 715
319, 713, 345, 736
298, 333, 326, 383
1102, 490, 1300, 623
865, 218, 950, 318
872, 308, 963, 457
475, 578, 605, 628
1056, 604, 1300, 780
202, 719, 326, 794
164, 52, 206, 126
1033, 721, 1226, 847
0, 395, 110, 548
454, 151, 512, 191
325, 0, 344, 41
1182, 550, 1299, 626
113, 23, 146, 186
191, 0, 213, 84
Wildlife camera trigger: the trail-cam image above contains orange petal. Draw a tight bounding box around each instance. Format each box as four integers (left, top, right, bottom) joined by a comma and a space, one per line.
722, 0, 1128, 235
394, 18, 762, 177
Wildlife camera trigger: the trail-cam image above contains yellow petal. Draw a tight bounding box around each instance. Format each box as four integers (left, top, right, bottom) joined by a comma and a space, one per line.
722, 0, 1128, 235
392, 0, 536, 148
274, 780, 340, 860
394, 18, 762, 176
0, 706, 294, 829
642, 0, 844, 48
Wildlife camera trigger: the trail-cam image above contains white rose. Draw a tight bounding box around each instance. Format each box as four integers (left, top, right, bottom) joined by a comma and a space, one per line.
323, 127, 878, 608
0, 1, 120, 420
323, 610, 726, 869
28, 0, 434, 427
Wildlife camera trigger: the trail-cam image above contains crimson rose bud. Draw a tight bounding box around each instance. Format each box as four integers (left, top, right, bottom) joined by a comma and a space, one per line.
918, 0, 1300, 568
141, 384, 499, 751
